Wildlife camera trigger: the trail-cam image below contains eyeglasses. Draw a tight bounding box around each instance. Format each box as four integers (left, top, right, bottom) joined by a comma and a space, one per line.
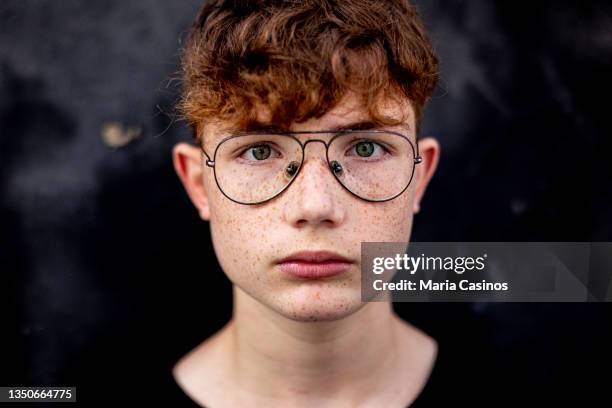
201, 129, 422, 205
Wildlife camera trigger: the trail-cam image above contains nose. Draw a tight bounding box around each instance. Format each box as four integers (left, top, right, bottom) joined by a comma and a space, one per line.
282, 140, 346, 228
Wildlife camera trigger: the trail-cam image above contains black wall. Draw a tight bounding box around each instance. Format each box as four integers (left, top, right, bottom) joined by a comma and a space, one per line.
1, 1, 611, 406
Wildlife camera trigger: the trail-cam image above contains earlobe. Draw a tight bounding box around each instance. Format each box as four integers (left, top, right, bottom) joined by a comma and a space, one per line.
172, 142, 211, 221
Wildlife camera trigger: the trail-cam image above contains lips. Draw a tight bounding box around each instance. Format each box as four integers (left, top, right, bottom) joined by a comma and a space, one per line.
276, 250, 352, 264
276, 250, 353, 279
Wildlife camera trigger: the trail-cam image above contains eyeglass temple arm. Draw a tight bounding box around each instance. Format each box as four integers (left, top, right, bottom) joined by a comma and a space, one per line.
414, 135, 423, 163
200, 145, 215, 167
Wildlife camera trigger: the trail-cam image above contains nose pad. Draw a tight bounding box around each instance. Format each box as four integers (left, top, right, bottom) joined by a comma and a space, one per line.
285, 160, 300, 178
329, 160, 343, 175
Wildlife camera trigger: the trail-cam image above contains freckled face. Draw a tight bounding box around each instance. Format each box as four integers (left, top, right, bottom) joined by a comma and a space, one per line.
203, 95, 418, 322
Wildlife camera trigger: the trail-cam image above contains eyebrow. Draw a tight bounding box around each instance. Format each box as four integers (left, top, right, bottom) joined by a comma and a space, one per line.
235, 119, 410, 134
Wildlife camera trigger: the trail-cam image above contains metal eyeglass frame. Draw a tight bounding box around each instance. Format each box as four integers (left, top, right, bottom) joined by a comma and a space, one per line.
200, 129, 422, 205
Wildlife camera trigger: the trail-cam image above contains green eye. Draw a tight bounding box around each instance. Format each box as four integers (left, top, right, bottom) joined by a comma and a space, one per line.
251, 145, 271, 160
355, 141, 375, 157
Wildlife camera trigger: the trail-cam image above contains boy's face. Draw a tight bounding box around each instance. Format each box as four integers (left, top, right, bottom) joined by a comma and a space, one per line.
173, 92, 439, 322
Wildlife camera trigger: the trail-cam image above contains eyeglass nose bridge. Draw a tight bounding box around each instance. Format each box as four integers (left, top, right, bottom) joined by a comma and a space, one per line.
301, 138, 328, 148
292, 138, 345, 177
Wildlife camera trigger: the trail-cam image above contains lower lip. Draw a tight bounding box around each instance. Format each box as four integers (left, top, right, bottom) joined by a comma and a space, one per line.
277, 260, 352, 279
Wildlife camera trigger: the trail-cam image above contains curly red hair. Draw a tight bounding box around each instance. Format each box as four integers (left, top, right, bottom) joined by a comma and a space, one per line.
179, 0, 439, 144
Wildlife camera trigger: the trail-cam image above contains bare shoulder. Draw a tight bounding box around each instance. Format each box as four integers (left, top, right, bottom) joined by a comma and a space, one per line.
172, 323, 234, 407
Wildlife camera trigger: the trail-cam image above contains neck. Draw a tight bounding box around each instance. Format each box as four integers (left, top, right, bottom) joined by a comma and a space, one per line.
227, 286, 403, 401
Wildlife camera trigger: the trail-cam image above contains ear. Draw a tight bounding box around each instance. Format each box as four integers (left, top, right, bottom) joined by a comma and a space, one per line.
412, 137, 440, 214
172, 142, 211, 221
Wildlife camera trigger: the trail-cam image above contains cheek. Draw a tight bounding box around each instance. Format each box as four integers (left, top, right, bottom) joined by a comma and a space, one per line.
354, 191, 415, 242
206, 172, 258, 243
207, 192, 276, 283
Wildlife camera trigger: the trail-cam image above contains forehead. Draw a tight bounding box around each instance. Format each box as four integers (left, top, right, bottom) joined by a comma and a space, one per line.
201, 91, 415, 146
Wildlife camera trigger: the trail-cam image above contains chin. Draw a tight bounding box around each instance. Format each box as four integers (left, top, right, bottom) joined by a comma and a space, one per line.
271, 283, 365, 322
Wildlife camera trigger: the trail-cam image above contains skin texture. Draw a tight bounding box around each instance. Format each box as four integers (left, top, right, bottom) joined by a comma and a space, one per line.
172, 91, 440, 407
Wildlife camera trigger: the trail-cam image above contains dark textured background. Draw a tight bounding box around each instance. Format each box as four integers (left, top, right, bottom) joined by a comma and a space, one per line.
1, 0, 611, 406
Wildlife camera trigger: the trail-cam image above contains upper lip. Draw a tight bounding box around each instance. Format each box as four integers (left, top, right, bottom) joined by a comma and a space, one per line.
276, 250, 353, 264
